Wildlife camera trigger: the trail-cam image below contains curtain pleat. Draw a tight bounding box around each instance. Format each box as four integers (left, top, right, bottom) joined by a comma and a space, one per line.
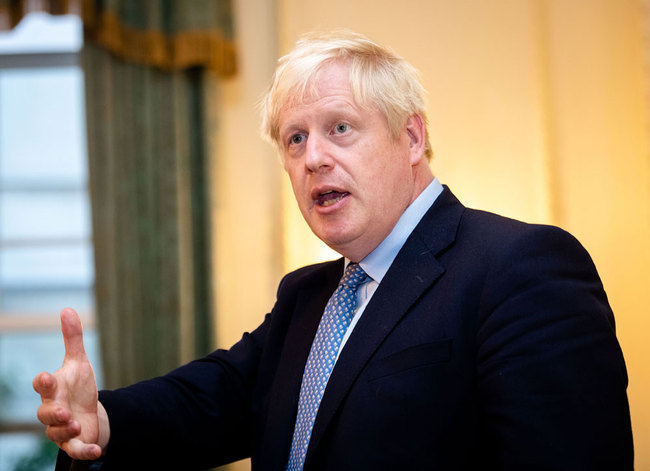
81, 0, 236, 74
0, 0, 236, 75
83, 42, 212, 388
1, 0, 232, 388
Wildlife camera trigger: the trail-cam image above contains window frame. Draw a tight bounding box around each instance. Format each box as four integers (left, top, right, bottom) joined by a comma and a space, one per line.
0, 44, 96, 441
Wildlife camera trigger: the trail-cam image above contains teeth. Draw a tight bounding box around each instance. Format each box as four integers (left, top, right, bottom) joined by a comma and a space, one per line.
321, 195, 343, 207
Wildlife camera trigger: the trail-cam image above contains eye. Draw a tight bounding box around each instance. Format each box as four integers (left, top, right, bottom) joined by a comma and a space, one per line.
333, 123, 350, 134
289, 133, 306, 146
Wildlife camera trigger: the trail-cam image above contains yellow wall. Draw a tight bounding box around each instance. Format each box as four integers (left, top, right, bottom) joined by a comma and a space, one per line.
544, 1, 650, 460
213, 0, 650, 468
208, 0, 284, 354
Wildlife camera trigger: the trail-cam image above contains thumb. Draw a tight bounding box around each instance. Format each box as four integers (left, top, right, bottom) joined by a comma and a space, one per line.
60, 308, 87, 361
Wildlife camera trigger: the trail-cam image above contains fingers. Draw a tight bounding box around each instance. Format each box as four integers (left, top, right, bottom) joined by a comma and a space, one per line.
33, 371, 56, 398
36, 397, 80, 446
60, 308, 87, 361
34, 371, 74, 430
36, 401, 71, 426
44, 420, 81, 442
62, 439, 103, 461
37, 401, 102, 460
36, 401, 103, 460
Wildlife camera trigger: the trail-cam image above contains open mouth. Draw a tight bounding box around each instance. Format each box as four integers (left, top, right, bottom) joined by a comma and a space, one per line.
316, 190, 349, 207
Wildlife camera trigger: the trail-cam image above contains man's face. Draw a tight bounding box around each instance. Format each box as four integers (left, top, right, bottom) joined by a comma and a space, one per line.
277, 61, 422, 261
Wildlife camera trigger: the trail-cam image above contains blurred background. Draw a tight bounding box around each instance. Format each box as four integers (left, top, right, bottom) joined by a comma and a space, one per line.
0, 0, 648, 470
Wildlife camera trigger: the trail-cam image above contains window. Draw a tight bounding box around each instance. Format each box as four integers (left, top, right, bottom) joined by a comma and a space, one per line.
0, 13, 102, 469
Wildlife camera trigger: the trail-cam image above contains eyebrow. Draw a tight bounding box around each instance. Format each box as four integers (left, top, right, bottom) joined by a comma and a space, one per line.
283, 101, 362, 127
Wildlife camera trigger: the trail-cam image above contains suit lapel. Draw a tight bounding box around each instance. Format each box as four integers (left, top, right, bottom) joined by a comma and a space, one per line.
258, 259, 344, 470
303, 186, 465, 467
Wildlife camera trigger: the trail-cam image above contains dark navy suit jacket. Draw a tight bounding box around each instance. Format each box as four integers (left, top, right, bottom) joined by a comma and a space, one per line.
58, 187, 633, 470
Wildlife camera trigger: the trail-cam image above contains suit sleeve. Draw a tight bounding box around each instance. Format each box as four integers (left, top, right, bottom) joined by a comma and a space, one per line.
93, 312, 272, 470
475, 225, 633, 470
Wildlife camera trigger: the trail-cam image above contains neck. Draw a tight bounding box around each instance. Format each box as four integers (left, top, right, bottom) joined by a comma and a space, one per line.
410, 162, 434, 205
338, 168, 436, 263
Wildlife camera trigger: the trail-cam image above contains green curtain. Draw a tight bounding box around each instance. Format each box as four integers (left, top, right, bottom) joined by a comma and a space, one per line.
0, 0, 235, 388
0, 0, 236, 73
82, 0, 235, 388
81, 0, 236, 73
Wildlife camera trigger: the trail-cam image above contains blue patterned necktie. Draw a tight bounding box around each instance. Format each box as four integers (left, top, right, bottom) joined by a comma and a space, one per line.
286, 262, 369, 471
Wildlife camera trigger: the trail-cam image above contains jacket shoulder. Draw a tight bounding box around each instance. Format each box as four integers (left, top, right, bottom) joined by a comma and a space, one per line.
459, 207, 586, 255
276, 258, 343, 296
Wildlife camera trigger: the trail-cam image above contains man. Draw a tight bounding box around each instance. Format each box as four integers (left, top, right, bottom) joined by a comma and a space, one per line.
35, 31, 633, 470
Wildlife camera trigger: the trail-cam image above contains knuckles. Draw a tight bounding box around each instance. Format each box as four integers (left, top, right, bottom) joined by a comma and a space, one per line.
32, 371, 56, 395
45, 423, 77, 443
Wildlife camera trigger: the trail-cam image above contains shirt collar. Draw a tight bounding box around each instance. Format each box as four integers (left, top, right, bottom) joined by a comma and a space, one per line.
346, 177, 443, 283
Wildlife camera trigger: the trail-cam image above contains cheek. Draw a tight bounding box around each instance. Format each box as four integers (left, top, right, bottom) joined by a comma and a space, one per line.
364, 154, 405, 186
285, 167, 303, 193
287, 173, 313, 215
368, 159, 413, 209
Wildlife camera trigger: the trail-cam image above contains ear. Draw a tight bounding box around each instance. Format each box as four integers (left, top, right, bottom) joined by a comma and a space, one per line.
405, 113, 426, 165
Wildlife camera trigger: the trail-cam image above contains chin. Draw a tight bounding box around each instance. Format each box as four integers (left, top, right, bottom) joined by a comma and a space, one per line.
309, 218, 361, 249
321, 235, 359, 257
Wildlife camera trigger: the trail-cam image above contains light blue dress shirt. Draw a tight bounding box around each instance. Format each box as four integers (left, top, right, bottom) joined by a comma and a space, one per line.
335, 177, 444, 359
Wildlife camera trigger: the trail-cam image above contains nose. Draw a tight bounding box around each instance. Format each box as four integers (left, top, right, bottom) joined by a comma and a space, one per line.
304, 133, 334, 173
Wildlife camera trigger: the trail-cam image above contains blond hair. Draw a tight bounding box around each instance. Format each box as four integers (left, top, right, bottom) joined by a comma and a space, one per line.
260, 30, 433, 160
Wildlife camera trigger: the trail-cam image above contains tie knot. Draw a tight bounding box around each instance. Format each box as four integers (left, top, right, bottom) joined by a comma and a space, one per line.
340, 262, 369, 289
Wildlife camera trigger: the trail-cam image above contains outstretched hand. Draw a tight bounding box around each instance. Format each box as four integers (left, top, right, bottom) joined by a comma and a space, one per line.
33, 308, 109, 460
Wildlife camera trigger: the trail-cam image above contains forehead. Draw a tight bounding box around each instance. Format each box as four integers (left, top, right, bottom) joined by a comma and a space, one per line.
278, 62, 357, 122
308, 61, 351, 96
